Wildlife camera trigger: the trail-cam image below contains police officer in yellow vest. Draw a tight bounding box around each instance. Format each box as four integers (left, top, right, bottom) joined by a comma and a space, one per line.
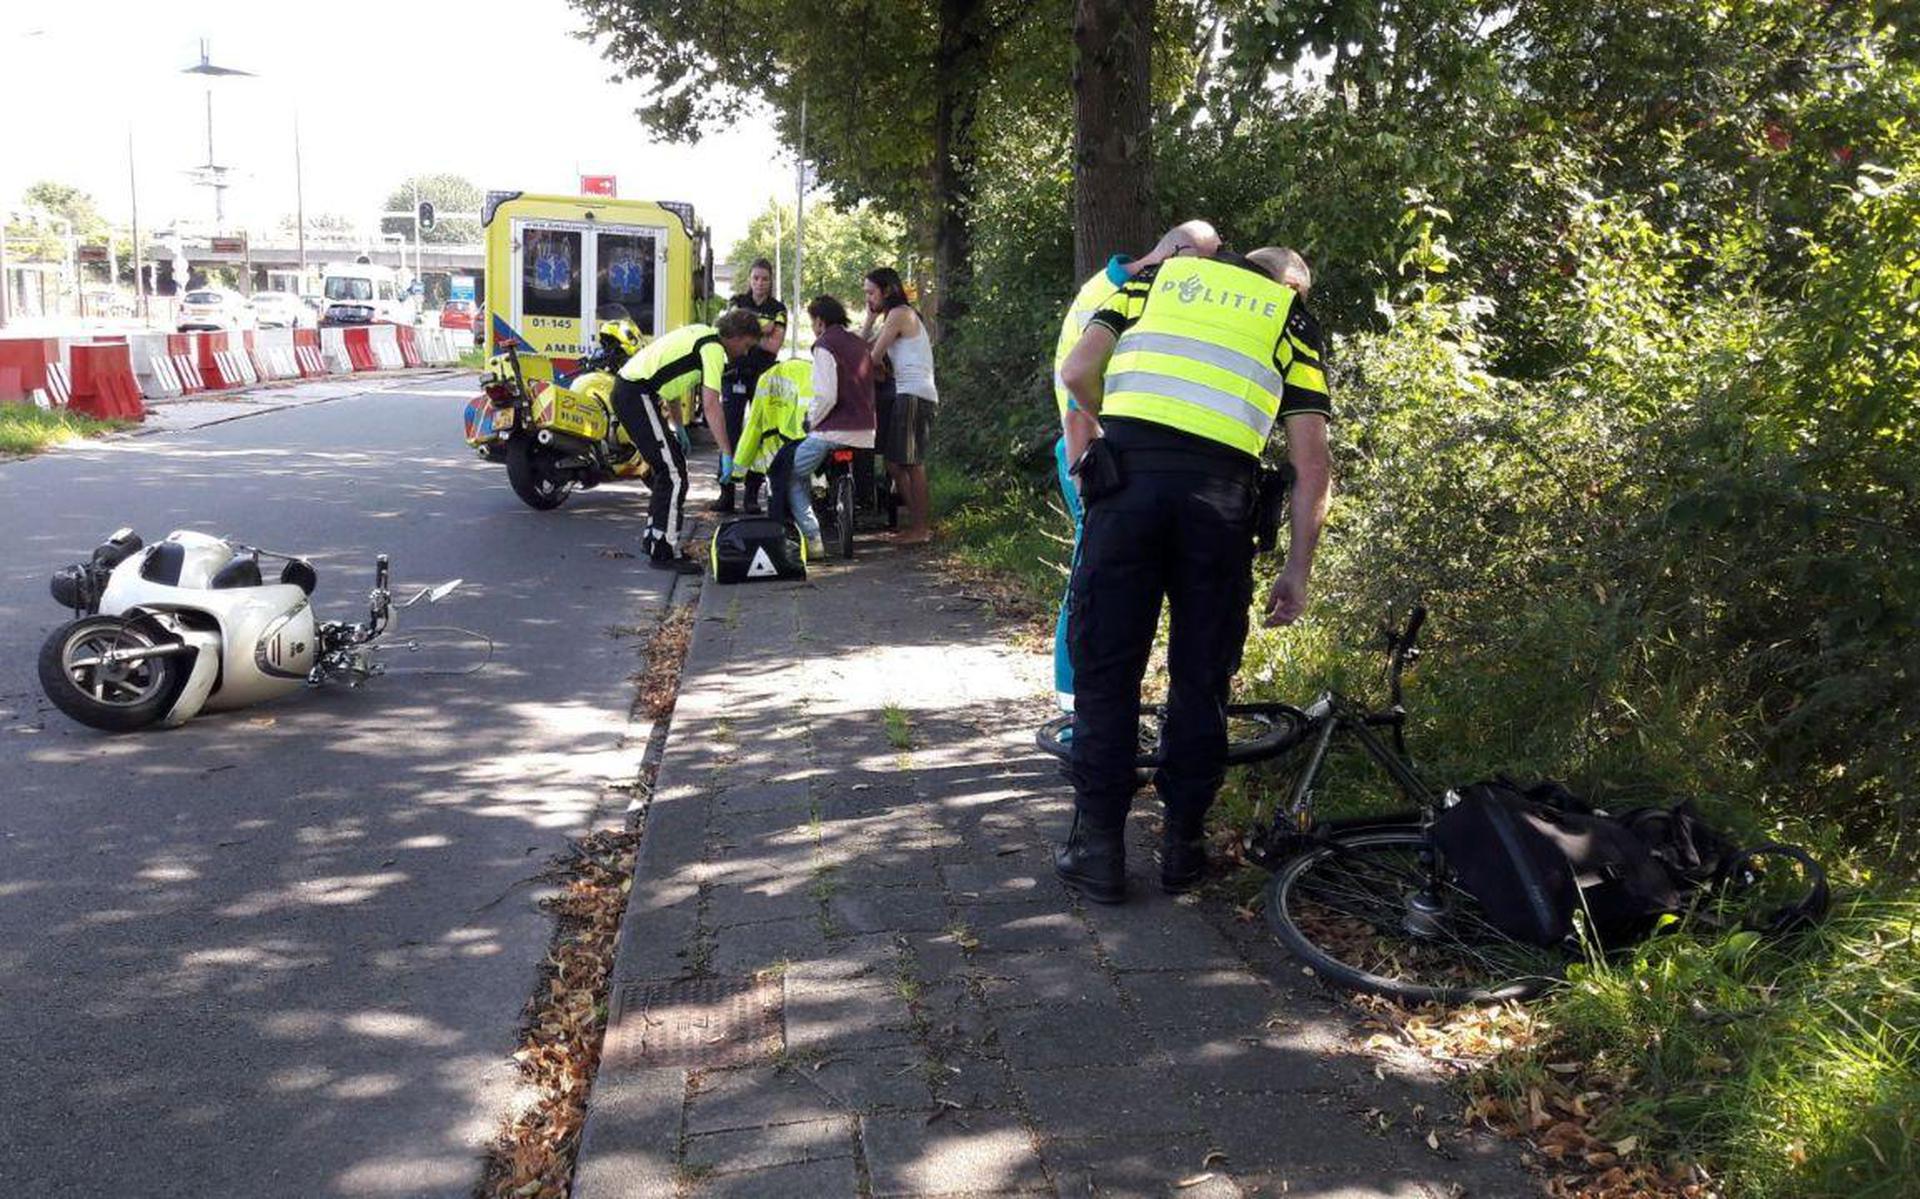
1055, 246, 1332, 902
612, 309, 762, 573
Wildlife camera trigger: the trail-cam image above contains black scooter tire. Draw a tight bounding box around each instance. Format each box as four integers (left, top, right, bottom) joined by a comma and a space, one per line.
506, 437, 573, 510
38, 616, 182, 733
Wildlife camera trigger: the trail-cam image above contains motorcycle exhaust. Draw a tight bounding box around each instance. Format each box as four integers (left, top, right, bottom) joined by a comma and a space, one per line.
534, 428, 597, 458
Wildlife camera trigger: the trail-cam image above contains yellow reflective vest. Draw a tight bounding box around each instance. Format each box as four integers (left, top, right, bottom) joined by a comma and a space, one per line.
733, 358, 812, 476
1053, 258, 1134, 417
619, 323, 727, 422
1095, 256, 1329, 458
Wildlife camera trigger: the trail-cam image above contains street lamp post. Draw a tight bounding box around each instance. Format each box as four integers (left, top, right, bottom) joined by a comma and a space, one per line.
182, 39, 254, 238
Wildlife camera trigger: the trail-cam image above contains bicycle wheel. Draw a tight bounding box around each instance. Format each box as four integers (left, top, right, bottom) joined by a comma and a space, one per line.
1265, 827, 1567, 1003
1035, 702, 1303, 768
834, 475, 855, 559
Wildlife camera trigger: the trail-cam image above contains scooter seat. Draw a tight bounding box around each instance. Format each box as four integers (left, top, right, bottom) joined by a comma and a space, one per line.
211, 556, 264, 590
141, 541, 186, 586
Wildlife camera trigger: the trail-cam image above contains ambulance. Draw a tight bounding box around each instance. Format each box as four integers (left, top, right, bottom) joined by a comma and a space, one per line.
480, 191, 714, 375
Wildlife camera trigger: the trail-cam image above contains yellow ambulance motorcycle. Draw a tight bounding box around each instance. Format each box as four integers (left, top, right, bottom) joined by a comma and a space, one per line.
462, 331, 649, 510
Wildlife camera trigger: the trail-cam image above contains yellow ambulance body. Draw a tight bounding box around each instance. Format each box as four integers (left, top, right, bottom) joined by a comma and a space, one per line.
481, 191, 713, 378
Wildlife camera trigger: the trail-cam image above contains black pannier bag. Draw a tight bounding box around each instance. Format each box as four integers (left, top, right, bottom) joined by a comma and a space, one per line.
1430, 780, 1738, 949
710, 516, 807, 584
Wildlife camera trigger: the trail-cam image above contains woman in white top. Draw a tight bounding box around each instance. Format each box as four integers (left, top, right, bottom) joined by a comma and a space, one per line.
864, 267, 938, 544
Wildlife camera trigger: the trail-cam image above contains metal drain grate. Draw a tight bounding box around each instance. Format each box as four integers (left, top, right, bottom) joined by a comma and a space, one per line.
602, 976, 784, 1069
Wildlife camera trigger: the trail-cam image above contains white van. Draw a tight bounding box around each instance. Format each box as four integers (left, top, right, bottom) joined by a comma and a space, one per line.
320, 263, 416, 326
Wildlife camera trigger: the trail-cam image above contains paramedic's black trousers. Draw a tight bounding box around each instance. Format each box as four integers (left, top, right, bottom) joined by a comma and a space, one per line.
611, 377, 688, 558
719, 353, 767, 506
1067, 448, 1257, 834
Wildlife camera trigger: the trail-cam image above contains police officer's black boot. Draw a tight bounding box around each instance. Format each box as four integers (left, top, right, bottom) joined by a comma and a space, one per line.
1158, 819, 1209, 894
709, 480, 737, 514
1055, 811, 1126, 904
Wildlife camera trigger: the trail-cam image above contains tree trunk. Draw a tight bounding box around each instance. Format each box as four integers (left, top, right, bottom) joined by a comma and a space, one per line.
1072, 0, 1157, 280
928, 0, 990, 339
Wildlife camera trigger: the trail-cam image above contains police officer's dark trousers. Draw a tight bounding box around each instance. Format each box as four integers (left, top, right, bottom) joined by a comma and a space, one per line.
1066, 445, 1257, 835
611, 377, 689, 559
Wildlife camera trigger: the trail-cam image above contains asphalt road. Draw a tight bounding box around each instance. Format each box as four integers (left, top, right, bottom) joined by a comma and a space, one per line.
0, 379, 675, 1197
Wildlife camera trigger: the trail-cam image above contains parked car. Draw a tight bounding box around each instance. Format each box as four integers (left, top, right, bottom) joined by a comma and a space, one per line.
320, 263, 416, 327
251, 291, 315, 330
473, 304, 487, 347
438, 299, 476, 333
176, 289, 257, 333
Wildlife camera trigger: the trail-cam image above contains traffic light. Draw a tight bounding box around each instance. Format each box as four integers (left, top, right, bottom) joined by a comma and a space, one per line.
417, 201, 436, 232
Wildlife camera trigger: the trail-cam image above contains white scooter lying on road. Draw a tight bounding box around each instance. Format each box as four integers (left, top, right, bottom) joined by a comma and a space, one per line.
38, 528, 484, 732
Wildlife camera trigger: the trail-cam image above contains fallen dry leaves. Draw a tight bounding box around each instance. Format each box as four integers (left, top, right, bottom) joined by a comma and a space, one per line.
635, 601, 696, 721
476, 828, 640, 1199
1348, 995, 1716, 1199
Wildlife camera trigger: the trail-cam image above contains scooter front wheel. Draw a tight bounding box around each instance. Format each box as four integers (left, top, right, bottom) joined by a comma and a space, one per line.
38, 616, 183, 732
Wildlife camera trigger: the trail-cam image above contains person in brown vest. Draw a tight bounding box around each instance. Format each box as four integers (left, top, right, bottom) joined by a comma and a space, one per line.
769, 295, 877, 557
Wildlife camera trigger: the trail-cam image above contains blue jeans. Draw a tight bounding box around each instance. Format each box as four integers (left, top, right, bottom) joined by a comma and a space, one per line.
1053, 436, 1086, 710
783, 435, 839, 542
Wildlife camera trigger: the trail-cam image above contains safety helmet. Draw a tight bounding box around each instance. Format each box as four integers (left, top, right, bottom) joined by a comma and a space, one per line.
597, 318, 643, 366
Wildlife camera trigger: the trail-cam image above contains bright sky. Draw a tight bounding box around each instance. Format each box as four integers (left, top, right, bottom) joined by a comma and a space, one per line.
0, 0, 788, 250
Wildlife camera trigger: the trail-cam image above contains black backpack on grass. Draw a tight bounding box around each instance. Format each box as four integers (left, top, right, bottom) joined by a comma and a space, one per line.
1430, 779, 1745, 949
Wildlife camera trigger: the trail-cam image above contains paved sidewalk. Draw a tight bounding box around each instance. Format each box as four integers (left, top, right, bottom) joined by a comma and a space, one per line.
574, 538, 1536, 1198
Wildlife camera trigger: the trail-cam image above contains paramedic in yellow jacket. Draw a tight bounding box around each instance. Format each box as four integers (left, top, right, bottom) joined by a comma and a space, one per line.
612, 310, 761, 573
731, 357, 812, 502
1048, 220, 1219, 712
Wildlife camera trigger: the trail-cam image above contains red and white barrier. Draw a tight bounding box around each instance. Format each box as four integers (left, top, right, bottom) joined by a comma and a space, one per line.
369, 324, 405, 370
128, 333, 182, 400
68, 343, 144, 421
320, 327, 354, 373
343, 327, 378, 371
44, 361, 72, 408
293, 329, 327, 378
1, 337, 62, 403
253, 329, 300, 381
420, 327, 459, 365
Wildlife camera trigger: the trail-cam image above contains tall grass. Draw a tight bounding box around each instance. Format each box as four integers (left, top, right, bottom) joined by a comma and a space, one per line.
0, 404, 125, 456
1501, 894, 1920, 1197
928, 460, 1070, 612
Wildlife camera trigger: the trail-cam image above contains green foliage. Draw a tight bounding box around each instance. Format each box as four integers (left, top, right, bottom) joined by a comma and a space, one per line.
571, 0, 1073, 319
724, 198, 906, 311
6, 180, 110, 263
928, 461, 1069, 608
379, 173, 481, 245
934, 109, 1075, 473
1512, 892, 1920, 1198
0, 404, 124, 456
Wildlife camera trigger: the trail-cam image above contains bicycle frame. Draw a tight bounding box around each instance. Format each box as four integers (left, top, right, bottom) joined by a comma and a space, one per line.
1243, 606, 1442, 869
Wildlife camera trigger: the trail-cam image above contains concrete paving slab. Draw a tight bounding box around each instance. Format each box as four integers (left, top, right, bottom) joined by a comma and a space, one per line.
571, 524, 1540, 1198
